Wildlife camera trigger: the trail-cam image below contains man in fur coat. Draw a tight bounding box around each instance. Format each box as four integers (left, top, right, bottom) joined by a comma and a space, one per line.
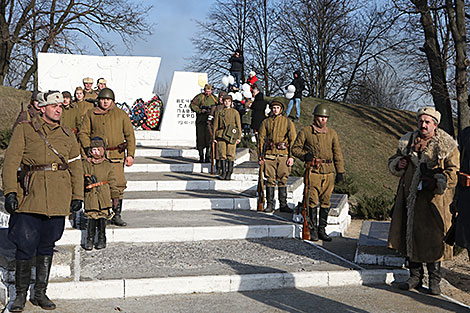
388, 107, 459, 295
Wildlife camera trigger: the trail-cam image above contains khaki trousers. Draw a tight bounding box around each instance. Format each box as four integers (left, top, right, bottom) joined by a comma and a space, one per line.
110, 160, 127, 198
216, 140, 236, 161
264, 154, 291, 187
308, 172, 335, 208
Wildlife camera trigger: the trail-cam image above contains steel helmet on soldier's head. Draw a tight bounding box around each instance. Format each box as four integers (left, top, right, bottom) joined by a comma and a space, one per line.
269, 97, 285, 111
313, 103, 330, 117
97, 88, 115, 101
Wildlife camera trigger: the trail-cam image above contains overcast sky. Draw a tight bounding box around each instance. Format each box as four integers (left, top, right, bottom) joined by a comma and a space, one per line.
108, 0, 212, 86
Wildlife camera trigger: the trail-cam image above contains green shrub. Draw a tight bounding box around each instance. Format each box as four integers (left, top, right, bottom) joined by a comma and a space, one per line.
351, 194, 394, 220
334, 174, 358, 196
0, 128, 11, 149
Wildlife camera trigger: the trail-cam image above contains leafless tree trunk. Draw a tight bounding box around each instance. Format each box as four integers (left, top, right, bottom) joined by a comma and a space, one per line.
410, 0, 455, 137
446, 0, 468, 136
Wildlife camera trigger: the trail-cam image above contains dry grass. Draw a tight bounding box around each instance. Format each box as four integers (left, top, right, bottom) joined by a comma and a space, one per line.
0, 86, 32, 131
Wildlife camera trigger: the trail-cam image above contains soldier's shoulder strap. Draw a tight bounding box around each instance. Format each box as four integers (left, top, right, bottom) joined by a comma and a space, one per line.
27, 118, 68, 165
61, 125, 73, 137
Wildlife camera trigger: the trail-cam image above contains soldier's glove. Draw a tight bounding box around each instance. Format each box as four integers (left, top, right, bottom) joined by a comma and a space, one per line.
304, 152, 314, 162
335, 173, 344, 183
4, 192, 18, 215
70, 199, 83, 212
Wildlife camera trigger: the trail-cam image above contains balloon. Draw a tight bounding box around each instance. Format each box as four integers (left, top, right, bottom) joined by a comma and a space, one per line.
228, 92, 235, 98
243, 90, 252, 99
264, 105, 271, 116
222, 76, 229, 87
198, 74, 207, 88
287, 85, 296, 93
242, 83, 251, 92
234, 92, 243, 102
228, 75, 235, 85
285, 92, 295, 99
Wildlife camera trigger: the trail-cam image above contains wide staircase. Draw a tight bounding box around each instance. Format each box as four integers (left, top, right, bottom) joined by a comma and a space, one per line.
0, 130, 405, 309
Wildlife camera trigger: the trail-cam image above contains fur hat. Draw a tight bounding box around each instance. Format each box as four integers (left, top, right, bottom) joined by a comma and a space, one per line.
37, 91, 63, 107
83, 77, 93, 84
417, 107, 441, 124
97, 78, 107, 85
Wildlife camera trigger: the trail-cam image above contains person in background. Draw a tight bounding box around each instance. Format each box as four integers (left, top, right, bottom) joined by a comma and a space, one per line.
229, 49, 244, 88
285, 70, 305, 120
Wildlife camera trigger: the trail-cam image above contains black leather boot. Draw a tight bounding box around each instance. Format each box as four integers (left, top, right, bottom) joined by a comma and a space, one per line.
308, 206, 319, 241
10, 259, 32, 312
111, 199, 127, 226
224, 160, 234, 180
216, 160, 222, 175
427, 262, 441, 295
278, 186, 293, 213
204, 148, 211, 163
95, 218, 107, 249
198, 149, 204, 163
264, 187, 275, 213
318, 206, 332, 241
399, 261, 424, 290
30, 255, 55, 310
84, 219, 96, 250
219, 159, 227, 180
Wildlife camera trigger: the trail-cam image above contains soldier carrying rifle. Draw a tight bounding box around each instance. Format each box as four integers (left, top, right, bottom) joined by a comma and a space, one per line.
258, 98, 296, 213
292, 103, 344, 241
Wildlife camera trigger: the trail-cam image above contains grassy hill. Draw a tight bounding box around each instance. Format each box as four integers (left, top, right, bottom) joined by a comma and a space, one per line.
0, 86, 417, 202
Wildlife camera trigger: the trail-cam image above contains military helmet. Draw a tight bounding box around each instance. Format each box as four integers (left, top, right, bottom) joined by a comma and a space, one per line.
269, 97, 285, 111
90, 136, 106, 149
312, 103, 330, 117
97, 88, 115, 101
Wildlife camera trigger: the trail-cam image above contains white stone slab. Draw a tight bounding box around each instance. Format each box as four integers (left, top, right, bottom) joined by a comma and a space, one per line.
291, 271, 329, 287
48, 280, 124, 299
134, 130, 162, 140
159, 71, 208, 146
37, 53, 161, 105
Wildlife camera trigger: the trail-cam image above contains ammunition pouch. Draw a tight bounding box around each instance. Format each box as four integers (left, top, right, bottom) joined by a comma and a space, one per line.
268, 141, 288, 150
222, 124, 239, 144
458, 171, 470, 187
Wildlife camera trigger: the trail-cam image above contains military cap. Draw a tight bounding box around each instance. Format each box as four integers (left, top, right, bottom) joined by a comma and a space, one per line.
37, 91, 64, 107
90, 136, 106, 149
218, 91, 227, 97
97, 78, 107, 84
269, 97, 285, 110
62, 91, 72, 99
83, 77, 93, 84
97, 87, 115, 101
223, 95, 232, 101
204, 83, 212, 90
313, 103, 330, 117
417, 107, 440, 124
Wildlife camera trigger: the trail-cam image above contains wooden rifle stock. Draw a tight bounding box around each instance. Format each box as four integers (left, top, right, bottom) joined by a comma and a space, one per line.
302, 162, 311, 240
257, 162, 265, 211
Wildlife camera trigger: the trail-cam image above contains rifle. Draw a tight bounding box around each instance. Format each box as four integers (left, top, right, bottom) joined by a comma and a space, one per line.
257, 162, 265, 211
301, 161, 311, 240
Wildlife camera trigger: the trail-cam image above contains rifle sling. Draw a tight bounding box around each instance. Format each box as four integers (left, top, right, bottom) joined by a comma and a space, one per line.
29, 120, 67, 165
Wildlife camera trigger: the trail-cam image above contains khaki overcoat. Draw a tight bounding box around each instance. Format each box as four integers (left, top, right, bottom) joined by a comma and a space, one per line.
82, 159, 119, 212
2, 117, 83, 216
258, 114, 296, 158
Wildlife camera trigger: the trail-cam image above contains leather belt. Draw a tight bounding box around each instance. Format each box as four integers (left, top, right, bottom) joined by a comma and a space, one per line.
27, 163, 68, 172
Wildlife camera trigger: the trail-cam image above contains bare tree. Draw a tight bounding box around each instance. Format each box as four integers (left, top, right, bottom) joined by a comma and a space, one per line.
187, 0, 253, 87
446, 0, 469, 135
275, 0, 359, 99
0, 0, 152, 89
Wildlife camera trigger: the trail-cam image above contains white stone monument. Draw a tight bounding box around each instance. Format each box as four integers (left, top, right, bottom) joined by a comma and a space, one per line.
158, 71, 208, 146
37, 52, 161, 105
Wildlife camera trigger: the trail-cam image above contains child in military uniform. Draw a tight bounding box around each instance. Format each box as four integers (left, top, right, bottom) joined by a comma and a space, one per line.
213, 95, 242, 180
82, 137, 119, 250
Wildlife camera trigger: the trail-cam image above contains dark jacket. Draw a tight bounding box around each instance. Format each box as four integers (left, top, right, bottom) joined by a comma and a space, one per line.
290, 72, 305, 99
456, 127, 470, 250
229, 54, 244, 73
250, 92, 267, 132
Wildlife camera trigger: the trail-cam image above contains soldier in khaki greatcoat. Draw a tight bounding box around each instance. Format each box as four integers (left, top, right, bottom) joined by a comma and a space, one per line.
213, 95, 241, 180
82, 136, 119, 251
292, 103, 344, 241
79, 88, 136, 227
74, 86, 95, 123
209, 91, 227, 175
82, 77, 98, 100
191, 84, 218, 163
60, 91, 80, 134
2, 91, 83, 312
257, 98, 296, 213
